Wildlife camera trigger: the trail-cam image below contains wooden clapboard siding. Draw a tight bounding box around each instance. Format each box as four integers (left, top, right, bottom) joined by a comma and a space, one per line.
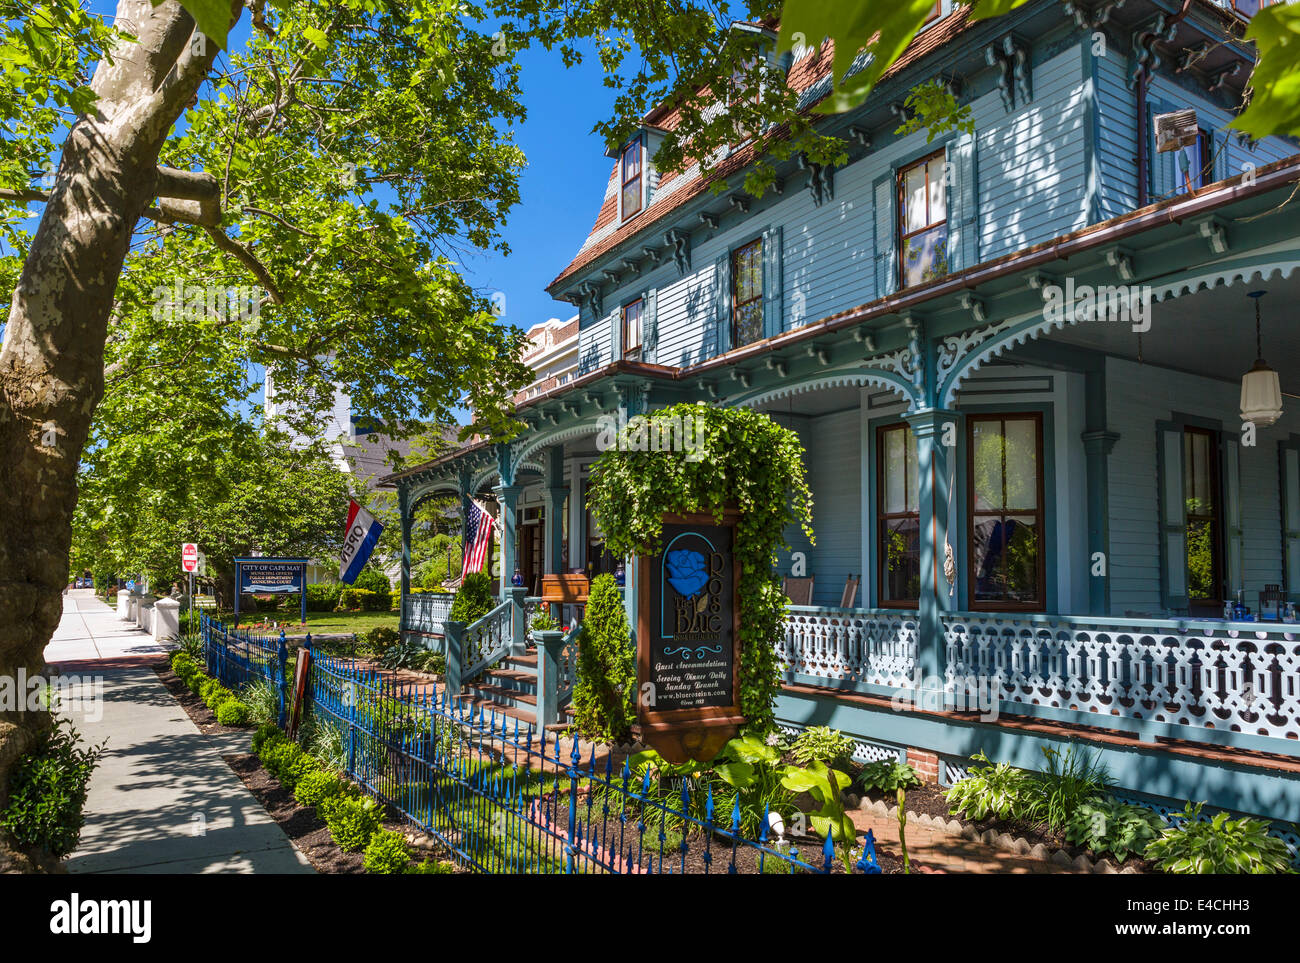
1105, 357, 1298, 616
1094, 50, 1138, 219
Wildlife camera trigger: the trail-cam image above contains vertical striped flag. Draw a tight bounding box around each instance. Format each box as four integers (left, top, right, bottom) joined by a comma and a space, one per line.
462, 497, 496, 575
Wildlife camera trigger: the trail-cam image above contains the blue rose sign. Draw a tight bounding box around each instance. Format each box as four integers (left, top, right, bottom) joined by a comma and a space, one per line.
665, 549, 710, 599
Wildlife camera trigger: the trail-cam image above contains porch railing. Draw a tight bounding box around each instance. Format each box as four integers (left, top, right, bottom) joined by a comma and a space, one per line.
942, 612, 1300, 742
403, 592, 456, 637
461, 599, 515, 682
778, 605, 919, 693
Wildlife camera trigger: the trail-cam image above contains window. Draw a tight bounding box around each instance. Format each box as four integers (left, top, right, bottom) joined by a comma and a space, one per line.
1176, 128, 1213, 194
621, 298, 643, 360
898, 151, 949, 287
924, 0, 942, 24
1184, 426, 1223, 608
620, 139, 642, 221
968, 414, 1044, 610
732, 239, 763, 347
877, 424, 921, 606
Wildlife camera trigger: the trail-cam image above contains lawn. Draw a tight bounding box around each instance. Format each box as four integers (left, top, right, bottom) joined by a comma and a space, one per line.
218, 610, 399, 637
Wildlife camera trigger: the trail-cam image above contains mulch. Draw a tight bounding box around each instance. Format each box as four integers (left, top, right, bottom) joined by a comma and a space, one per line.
863, 783, 1157, 873
152, 656, 252, 736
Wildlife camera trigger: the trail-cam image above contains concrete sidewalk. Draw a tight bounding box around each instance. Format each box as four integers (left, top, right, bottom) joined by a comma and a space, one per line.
45, 588, 170, 665
45, 593, 313, 874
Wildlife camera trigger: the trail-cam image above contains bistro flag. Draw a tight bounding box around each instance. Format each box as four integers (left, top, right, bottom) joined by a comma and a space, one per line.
340, 499, 384, 584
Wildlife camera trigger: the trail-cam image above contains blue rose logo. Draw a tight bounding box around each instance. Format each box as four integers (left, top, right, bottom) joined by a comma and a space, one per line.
665, 549, 710, 599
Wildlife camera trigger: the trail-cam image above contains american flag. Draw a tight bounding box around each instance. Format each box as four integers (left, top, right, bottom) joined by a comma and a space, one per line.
462, 497, 496, 575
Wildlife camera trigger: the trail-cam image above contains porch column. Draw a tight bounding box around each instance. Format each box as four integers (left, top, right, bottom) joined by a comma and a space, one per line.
1082, 430, 1120, 616
542, 446, 567, 575
905, 408, 961, 694
495, 483, 521, 596
398, 484, 412, 634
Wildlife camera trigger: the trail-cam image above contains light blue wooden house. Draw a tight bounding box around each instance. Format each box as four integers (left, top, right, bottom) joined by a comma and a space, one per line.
386, 0, 1300, 839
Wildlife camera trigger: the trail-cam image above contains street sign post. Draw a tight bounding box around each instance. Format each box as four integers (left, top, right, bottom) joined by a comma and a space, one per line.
181, 543, 199, 640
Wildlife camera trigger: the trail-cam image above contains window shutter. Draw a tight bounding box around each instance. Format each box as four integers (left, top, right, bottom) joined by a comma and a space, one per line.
609, 305, 622, 362
1281, 442, 1300, 599
948, 135, 979, 272
762, 225, 783, 338
1222, 435, 1244, 597
1147, 102, 1177, 202
873, 173, 896, 298
1156, 425, 1189, 613
1212, 132, 1229, 185
640, 287, 658, 364
713, 251, 732, 356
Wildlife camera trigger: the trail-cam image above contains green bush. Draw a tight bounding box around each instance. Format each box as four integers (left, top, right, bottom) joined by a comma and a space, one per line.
363, 828, 412, 874
339, 587, 373, 610
856, 759, 922, 794
216, 700, 251, 726
258, 736, 319, 790
791, 726, 857, 767
362, 626, 400, 658
945, 751, 1044, 823
449, 572, 495, 624
1033, 744, 1111, 831
353, 566, 391, 594
306, 583, 343, 612
408, 858, 454, 874
0, 719, 104, 858
325, 795, 382, 851
252, 723, 283, 755
1144, 802, 1294, 874
572, 574, 636, 743
294, 769, 348, 809
1065, 798, 1166, 864
303, 716, 347, 772
241, 680, 279, 728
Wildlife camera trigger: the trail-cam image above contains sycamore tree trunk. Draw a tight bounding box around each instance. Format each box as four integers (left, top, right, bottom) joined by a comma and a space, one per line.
0, 0, 232, 871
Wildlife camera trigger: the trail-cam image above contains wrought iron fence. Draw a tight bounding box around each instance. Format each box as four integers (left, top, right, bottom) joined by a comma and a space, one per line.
304, 646, 884, 875
201, 613, 288, 725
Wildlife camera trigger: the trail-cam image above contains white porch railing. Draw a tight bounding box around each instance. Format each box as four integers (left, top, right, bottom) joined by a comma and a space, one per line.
461, 600, 514, 682
943, 612, 1300, 741
404, 592, 455, 636
779, 605, 919, 691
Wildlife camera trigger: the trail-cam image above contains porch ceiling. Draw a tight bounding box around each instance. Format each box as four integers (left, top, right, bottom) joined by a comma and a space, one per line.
1047, 270, 1300, 397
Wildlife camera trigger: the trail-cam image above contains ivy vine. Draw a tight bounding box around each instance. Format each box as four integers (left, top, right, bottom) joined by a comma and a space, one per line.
587, 403, 814, 733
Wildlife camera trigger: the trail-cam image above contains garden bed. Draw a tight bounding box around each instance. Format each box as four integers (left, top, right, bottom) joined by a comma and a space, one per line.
153, 657, 251, 736
858, 783, 1155, 874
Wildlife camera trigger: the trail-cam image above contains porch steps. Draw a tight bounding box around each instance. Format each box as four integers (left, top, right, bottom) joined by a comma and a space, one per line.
461, 649, 539, 722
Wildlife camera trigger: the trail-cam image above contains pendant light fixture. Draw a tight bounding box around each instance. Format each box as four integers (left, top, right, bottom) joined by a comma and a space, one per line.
1240, 290, 1283, 427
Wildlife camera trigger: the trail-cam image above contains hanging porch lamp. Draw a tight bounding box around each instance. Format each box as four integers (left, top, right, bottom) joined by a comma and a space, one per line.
1240, 291, 1283, 427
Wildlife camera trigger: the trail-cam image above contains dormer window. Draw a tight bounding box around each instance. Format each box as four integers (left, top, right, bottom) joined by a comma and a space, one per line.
620, 138, 643, 221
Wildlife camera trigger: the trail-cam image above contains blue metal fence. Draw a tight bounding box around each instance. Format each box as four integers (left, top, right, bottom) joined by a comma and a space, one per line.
304, 643, 883, 875
201, 613, 288, 725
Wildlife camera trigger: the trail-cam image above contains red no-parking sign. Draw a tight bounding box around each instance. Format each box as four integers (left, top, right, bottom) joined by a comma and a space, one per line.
181, 543, 199, 573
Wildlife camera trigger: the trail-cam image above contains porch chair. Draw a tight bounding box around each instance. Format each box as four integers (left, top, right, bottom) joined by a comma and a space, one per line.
840, 574, 860, 609
783, 576, 814, 606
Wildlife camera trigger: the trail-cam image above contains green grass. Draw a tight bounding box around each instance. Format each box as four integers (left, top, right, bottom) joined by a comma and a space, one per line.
216, 610, 399, 637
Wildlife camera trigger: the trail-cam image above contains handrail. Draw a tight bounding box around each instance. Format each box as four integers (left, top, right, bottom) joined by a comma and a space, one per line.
556, 621, 581, 705
461, 599, 514, 682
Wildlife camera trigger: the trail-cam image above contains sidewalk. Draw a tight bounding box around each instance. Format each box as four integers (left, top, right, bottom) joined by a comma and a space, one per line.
45, 587, 170, 666
47, 592, 313, 874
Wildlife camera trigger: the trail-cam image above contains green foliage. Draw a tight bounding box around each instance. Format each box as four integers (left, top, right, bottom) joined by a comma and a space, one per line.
588, 404, 813, 733
363, 626, 401, 658
306, 583, 343, 613
530, 609, 559, 632
378, 637, 441, 672
302, 716, 347, 773
339, 587, 391, 612
252, 723, 283, 755
363, 828, 413, 874
294, 769, 349, 809
1236, 3, 1300, 139
216, 700, 251, 727
408, 857, 454, 874
1145, 803, 1294, 875
790, 726, 856, 767
780, 760, 856, 865
257, 730, 321, 792
324, 795, 383, 852
0, 719, 104, 858
856, 759, 922, 795
895, 78, 974, 143
352, 567, 391, 594
1064, 799, 1166, 864
450, 572, 495, 625
945, 751, 1042, 823
1035, 744, 1111, 832
241, 680, 279, 728
571, 574, 636, 743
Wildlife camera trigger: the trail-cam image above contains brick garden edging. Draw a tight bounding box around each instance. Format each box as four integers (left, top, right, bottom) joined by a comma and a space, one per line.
848, 795, 1143, 875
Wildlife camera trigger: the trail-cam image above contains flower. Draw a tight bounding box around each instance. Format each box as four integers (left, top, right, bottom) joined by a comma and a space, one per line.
665, 549, 709, 598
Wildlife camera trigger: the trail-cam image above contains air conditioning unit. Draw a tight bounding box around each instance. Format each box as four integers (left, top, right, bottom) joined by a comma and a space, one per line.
1154, 109, 1199, 153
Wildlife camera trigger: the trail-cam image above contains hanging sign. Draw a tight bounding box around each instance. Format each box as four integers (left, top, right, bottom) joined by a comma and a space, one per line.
636, 511, 744, 763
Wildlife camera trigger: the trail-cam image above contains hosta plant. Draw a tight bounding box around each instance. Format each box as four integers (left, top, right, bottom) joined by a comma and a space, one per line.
945, 751, 1043, 823
1144, 803, 1294, 874
790, 726, 857, 767
856, 759, 922, 795
1064, 798, 1165, 863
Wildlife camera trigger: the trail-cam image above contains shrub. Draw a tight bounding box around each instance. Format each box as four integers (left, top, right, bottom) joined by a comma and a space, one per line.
1144, 802, 1294, 874
1032, 744, 1111, 831
353, 566, 391, 594
325, 795, 382, 851
408, 858, 454, 874
0, 719, 104, 858
945, 751, 1044, 823
306, 582, 343, 613
216, 700, 251, 726
252, 723, 282, 755
1065, 798, 1166, 864
303, 716, 347, 773
241, 680, 279, 728
362, 626, 400, 658
856, 759, 922, 795
791, 726, 857, 767
571, 574, 636, 743
339, 587, 388, 611
449, 572, 495, 625
294, 769, 348, 809
530, 609, 559, 633
363, 828, 412, 874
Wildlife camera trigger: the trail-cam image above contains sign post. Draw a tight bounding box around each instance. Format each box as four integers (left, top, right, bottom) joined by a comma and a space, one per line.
233, 557, 309, 627
181, 543, 199, 639
636, 511, 744, 763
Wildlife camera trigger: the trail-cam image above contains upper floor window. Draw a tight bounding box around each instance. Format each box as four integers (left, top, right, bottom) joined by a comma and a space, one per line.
621, 298, 643, 361
898, 151, 949, 287
621, 139, 643, 221
924, 0, 942, 24
732, 239, 764, 347
877, 423, 921, 607
969, 413, 1044, 611
1176, 127, 1213, 194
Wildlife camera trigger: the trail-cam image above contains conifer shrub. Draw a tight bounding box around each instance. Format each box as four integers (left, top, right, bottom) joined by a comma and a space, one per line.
571, 574, 636, 743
